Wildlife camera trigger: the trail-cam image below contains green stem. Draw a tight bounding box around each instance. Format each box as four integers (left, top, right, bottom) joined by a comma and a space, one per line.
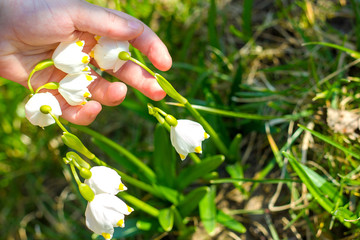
27, 69, 36, 94
118, 192, 159, 217
71, 124, 156, 182
129, 57, 156, 77
132, 58, 227, 157
70, 163, 81, 185
49, 112, 69, 133
27, 59, 55, 95
184, 102, 229, 156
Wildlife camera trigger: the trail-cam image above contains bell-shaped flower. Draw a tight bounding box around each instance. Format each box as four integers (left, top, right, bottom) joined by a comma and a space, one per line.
58, 73, 96, 106
52, 40, 90, 74
25, 92, 62, 127
84, 166, 127, 195
85, 193, 134, 240
91, 36, 130, 72
170, 119, 210, 160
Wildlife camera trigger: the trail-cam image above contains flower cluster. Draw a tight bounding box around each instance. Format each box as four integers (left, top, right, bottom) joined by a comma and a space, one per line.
25, 37, 131, 127
23, 35, 212, 238
84, 166, 133, 240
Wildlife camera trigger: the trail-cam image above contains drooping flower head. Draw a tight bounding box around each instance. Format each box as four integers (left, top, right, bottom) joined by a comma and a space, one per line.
58, 73, 96, 106
84, 166, 127, 195
25, 92, 62, 127
91, 36, 130, 72
52, 40, 91, 74
85, 194, 134, 240
170, 119, 210, 160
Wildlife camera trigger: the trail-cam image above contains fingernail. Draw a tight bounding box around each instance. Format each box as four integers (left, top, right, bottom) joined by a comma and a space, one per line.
128, 20, 142, 31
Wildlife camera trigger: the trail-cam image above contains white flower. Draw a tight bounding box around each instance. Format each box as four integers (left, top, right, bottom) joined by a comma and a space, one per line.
52, 40, 91, 74
170, 120, 210, 160
85, 194, 134, 240
91, 36, 130, 72
84, 166, 127, 195
58, 73, 96, 106
25, 92, 62, 127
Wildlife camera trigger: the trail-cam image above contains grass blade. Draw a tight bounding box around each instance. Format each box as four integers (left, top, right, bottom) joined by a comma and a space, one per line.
178, 186, 209, 217
176, 155, 225, 190
217, 210, 246, 233
303, 42, 360, 59
298, 124, 360, 159
199, 185, 217, 235
158, 207, 174, 232
284, 152, 357, 227
153, 124, 176, 187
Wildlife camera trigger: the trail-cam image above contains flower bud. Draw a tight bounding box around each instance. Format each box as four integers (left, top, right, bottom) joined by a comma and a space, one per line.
154, 74, 187, 104
80, 168, 92, 179
62, 133, 95, 160
165, 115, 178, 127
147, 103, 155, 115
34, 59, 55, 71
79, 183, 95, 202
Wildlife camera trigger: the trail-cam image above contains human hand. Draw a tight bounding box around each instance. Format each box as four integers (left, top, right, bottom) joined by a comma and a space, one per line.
0, 0, 172, 125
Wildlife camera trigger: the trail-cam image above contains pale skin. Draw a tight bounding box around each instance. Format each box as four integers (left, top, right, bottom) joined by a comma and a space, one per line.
0, 0, 172, 125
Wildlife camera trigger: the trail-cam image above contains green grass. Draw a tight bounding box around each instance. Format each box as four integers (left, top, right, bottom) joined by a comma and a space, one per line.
2, 0, 360, 239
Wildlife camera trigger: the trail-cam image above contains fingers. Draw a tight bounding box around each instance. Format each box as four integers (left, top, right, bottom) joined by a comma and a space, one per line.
88, 78, 128, 106
73, 1, 144, 41
61, 100, 102, 125
115, 61, 166, 101
99, 9, 172, 71
129, 26, 172, 71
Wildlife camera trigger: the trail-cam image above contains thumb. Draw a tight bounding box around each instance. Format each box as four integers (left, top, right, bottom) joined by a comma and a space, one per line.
72, 1, 144, 40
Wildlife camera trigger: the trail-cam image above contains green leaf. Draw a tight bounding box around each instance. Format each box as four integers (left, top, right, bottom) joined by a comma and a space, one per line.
208, 0, 220, 49
158, 207, 174, 232
285, 151, 334, 212
217, 210, 246, 233
242, 0, 253, 40
199, 185, 217, 235
178, 186, 209, 217
176, 155, 225, 190
92, 138, 138, 174
229, 133, 242, 161
333, 207, 360, 222
136, 218, 162, 232
153, 124, 176, 187
298, 124, 360, 159
284, 152, 355, 227
152, 185, 179, 205
303, 42, 360, 59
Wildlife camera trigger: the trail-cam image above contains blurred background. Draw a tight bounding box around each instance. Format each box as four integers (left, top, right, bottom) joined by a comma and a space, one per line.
1, 0, 360, 239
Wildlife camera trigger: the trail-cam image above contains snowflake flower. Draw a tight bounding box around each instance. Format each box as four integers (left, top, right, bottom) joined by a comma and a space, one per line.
91, 36, 130, 72
85, 194, 134, 240
84, 166, 127, 195
52, 40, 90, 74
25, 92, 62, 127
58, 73, 96, 106
170, 119, 210, 160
